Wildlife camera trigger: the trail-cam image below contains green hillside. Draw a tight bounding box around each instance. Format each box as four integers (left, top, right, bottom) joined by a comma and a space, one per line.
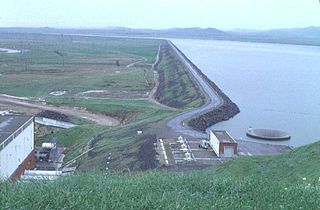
1, 141, 319, 209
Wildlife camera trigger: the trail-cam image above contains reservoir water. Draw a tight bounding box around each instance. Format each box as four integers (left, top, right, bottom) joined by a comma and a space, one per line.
172, 39, 320, 147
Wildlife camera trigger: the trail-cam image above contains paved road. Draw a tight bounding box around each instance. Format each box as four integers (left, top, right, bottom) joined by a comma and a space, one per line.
0, 94, 120, 126
166, 41, 223, 138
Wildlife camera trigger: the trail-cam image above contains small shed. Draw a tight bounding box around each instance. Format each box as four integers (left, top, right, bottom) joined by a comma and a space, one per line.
208, 130, 237, 158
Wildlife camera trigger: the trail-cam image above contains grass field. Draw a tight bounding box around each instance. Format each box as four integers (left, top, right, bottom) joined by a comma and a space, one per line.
0, 33, 208, 171
1, 140, 319, 209
0, 33, 160, 97
37, 99, 176, 165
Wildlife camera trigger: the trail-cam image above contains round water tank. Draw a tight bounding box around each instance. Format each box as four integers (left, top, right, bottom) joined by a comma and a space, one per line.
247, 128, 290, 140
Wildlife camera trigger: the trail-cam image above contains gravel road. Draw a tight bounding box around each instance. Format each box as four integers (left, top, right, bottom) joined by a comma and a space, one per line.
0, 94, 120, 126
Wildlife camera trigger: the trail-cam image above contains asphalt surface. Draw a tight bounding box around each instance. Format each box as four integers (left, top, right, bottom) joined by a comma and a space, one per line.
166, 41, 223, 138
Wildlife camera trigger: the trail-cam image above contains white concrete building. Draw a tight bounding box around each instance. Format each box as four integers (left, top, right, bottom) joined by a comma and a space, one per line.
0, 115, 35, 180
208, 130, 237, 158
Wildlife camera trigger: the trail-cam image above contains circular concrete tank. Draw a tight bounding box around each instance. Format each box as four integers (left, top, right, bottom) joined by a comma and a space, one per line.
246, 128, 290, 140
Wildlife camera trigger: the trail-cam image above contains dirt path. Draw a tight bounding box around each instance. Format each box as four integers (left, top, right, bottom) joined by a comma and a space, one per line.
0, 94, 120, 126
126, 58, 147, 68
148, 44, 177, 111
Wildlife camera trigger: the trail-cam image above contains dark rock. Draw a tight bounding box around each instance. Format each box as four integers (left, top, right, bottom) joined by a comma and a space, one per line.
170, 42, 240, 131
37, 110, 70, 122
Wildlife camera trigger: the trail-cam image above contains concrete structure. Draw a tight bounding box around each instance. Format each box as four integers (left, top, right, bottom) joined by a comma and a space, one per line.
21, 167, 76, 180
208, 130, 237, 158
0, 115, 35, 180
247, 127, 291, 140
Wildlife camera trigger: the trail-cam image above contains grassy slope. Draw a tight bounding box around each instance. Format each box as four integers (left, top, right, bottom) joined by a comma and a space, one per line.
37, 125, 106, 162
1, 141, 319, 209
214, 140, 320, 183
155, 42, 206, 109
37, 99, 176, 164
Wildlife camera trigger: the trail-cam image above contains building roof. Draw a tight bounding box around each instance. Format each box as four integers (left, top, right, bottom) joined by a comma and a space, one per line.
211, 130, 237, 143
0, 115, 33, 144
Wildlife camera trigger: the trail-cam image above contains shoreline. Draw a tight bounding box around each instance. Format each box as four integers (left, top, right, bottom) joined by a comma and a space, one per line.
164, 40, 291, 156
167, 41, 240, 132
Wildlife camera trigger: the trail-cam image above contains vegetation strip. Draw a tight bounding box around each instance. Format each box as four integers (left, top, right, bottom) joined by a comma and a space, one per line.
1, 141, 319, 209
153, 41, 206, 109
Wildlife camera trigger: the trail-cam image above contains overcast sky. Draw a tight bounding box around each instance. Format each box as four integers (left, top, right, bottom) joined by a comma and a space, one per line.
0, 0, 319, 30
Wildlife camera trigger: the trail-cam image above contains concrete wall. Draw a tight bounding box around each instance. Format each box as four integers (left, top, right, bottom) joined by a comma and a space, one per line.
219, 143, 238, 158
209, 131, 220, 157
10, 150, 35, 180
0, 121, 34, 179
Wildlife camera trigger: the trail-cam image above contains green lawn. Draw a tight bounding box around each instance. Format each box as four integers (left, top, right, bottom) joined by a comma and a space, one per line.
45, 97, 174, 123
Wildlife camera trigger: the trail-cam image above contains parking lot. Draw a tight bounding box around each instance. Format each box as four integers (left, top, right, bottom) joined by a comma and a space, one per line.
157, 136, 221, 168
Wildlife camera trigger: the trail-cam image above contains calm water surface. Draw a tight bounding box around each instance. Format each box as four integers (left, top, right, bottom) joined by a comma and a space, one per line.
172, 39, 320, 147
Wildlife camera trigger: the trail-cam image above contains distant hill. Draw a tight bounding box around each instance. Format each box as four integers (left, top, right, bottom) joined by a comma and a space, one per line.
256, 27, 320, 38
0, 26, 319, 46
228, 26, 320, 46
0, 27, 227, 40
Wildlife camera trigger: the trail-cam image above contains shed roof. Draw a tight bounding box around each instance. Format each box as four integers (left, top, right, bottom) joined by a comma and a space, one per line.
0, 115, 33, 144
211, 130, 237, 143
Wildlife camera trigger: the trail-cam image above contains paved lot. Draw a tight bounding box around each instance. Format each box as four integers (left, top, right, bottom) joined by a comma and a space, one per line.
158, 136, 221, 168
157, 135, 291, 170
237, 140, 291, 156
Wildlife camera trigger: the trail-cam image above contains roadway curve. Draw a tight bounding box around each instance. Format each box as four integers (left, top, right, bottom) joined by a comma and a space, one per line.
166, 41, 224, 138
0, 94, 120, 126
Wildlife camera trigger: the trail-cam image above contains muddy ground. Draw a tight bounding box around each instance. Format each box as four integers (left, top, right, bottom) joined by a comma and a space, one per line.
37, 110, 71, 122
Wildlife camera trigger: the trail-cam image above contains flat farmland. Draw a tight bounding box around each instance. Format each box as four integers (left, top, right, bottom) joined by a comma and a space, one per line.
0, 33, 160, 97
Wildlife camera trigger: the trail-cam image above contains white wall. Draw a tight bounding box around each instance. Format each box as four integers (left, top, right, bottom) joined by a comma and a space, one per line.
209, 131, 220, 157
223, 146, 235, 158
0, 121, 34, 179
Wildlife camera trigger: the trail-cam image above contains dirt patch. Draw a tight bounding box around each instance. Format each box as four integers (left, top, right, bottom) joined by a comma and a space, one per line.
88, 133, 104, 159
35, 124, 62, 139
37, 110, 70, 122
136, 134, 158, 170
78, 90, 148, 99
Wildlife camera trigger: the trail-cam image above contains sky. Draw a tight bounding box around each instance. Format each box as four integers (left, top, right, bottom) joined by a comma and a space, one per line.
0, 0, 319, 30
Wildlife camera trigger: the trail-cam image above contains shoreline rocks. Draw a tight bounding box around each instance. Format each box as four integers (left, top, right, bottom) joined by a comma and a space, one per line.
171, 43, 240, 131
